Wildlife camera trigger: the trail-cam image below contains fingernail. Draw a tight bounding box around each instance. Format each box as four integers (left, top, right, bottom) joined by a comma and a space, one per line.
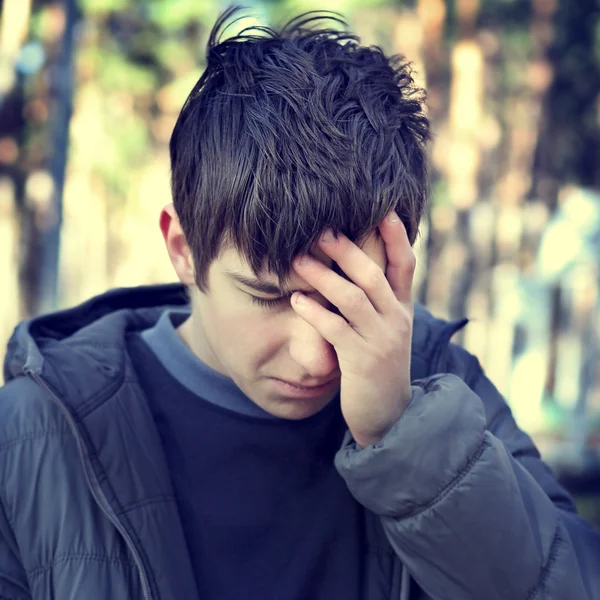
320, 228, 335, 242
387, 212, 399, 223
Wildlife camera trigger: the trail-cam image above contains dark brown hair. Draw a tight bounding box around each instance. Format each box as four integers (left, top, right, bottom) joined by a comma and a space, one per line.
170, 6, 430, 291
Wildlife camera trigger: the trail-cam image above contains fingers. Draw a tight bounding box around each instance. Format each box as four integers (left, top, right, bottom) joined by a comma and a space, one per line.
292, 253, 380, 334
305, 229, 400, 316
291, 290, 363, 349
291, 211, 415, 344
377, 211, 416, 306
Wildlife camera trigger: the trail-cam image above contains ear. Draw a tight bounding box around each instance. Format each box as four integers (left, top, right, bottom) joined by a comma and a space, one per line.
159, 203, 196, 285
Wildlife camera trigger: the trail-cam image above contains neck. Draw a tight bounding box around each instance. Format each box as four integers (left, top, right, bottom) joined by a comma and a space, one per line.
176, 312, 227, 378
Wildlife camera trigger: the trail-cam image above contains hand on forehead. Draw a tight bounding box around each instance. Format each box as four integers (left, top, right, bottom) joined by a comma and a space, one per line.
310, 230, 388, 274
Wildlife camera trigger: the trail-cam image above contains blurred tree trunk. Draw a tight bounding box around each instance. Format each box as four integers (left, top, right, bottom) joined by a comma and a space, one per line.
35, 0, 79, 314
445, 0, 482, 329
0, 0, 31, 365
528, 0, 600, 402
531, 0, 600, 206
416, 0, 447, 306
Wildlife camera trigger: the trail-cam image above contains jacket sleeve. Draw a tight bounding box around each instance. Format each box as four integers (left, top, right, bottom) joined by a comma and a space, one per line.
335, 368, 600, 600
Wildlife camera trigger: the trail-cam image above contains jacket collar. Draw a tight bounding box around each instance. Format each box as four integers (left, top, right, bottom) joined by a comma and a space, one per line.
4, 283, 189, 415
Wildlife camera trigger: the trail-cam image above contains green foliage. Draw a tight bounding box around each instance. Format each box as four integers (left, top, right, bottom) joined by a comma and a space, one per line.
154, 39, 198, 71
94, 114, 150, 197
94, 50, 157, 94
79, 0, 133, 15
147, 0, 218, 31
166, 69, 206, 106
281, 0, 386, 12
501, 29, 532, 90
431, 179, 450, 207
267, 0, 385, 23
29, 11, 46, 40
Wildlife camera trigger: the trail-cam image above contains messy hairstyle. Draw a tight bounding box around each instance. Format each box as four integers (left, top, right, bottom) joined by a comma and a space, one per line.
170, 6, 430, 291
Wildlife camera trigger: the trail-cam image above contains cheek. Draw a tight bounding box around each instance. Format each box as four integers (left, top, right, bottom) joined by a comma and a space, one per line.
207, 299, 288, 367
240, 311, 289, 360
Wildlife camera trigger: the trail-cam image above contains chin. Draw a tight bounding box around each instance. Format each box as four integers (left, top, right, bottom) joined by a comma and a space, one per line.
264, 394, 336, 421
271, 404, 326, 420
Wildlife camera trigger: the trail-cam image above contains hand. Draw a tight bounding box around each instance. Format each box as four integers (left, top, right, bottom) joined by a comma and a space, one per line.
291, 211, 415, 447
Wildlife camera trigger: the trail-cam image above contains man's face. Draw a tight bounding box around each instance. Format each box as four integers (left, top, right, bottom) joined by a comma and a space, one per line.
180, 234, 387, 420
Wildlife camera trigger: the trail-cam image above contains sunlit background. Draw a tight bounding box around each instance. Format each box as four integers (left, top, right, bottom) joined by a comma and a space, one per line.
1, 0, 599, 521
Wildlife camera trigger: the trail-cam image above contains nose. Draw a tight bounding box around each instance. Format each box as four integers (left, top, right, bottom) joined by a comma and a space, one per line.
288, 314, 339, 379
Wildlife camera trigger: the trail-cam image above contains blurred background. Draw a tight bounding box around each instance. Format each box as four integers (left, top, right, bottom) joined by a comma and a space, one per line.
0, 0, 599, 523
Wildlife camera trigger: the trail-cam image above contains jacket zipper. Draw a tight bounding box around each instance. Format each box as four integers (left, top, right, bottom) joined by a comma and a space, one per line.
26, 370, 153, 600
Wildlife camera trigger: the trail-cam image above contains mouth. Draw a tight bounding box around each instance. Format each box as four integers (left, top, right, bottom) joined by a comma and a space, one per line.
270, 377, 337, 398
275, 378, 334, 390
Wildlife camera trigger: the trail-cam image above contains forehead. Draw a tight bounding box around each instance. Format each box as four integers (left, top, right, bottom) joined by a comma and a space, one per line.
215, 230, 385, 292
216, 245, 333, 293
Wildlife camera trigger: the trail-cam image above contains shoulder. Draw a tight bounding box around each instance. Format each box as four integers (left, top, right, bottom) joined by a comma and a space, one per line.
0, 377, 75, 532
439, 342, 527, 441
411, 306, 510, 426
0, 376, 69, 454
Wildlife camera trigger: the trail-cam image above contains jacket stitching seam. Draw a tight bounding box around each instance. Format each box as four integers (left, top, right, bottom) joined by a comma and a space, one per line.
397, 434, 488, 521
0, 428, 70, 454
26, 553, 134, 580
76, 376, 148, 418
56, 341, 120, 349
77, 374, 127, 418
527, 522, 562, 600
78, 377, 148, 416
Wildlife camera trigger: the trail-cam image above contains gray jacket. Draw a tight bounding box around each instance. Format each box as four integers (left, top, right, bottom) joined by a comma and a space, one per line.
1, 284, 599, 600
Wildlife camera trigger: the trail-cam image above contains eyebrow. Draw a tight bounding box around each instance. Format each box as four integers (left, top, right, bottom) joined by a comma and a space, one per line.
224, 270, 299, 296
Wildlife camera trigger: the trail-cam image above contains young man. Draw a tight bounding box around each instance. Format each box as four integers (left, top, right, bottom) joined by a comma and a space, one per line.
1, 8, 599, 600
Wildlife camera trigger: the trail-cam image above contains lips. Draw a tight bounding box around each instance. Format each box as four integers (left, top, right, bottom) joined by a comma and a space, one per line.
276, 379, 331, 390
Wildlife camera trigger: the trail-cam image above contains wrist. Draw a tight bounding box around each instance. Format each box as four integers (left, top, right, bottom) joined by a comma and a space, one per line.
353, 431, 388, 449
351, 388, 412, 448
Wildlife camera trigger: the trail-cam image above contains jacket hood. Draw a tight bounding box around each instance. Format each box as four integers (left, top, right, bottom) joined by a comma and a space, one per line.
3, 283, 189, 399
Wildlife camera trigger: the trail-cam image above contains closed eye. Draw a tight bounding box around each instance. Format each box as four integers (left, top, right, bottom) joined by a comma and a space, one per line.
250, 295, 290, 310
